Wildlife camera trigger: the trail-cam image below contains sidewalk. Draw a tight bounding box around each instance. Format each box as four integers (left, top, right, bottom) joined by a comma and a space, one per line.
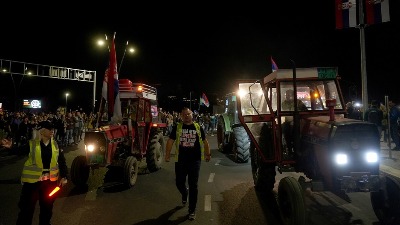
379, 139, 400, 178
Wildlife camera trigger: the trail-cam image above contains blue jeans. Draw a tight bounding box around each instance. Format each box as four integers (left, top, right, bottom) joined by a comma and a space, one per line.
175, 160, 201, 213
390, 123, 400, 148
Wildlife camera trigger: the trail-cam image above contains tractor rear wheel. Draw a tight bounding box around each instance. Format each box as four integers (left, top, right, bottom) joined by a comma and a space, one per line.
70, 155, 90, 187
250, 143, 276, 192
278, 176, 306, 225
124, 156, 139, 188
146, 131, 165, 172
232, 126, 250, 163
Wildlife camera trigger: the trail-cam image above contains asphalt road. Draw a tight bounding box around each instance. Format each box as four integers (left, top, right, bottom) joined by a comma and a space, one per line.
0, 134, 384, 225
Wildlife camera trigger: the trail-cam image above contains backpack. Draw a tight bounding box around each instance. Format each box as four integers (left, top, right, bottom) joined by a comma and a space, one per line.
368, 108, 380, 125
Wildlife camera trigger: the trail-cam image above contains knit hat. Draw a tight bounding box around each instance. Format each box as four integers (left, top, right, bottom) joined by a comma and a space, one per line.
37, 121, 54, 130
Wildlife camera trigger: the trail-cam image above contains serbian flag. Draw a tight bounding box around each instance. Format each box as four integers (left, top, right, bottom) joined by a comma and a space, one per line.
200, 93, 210, 107
271, 56, 278, 72
335, 0, 358, 29
365, 0, 390, 25
106, 33, 122, 120
101, 68, 109, 100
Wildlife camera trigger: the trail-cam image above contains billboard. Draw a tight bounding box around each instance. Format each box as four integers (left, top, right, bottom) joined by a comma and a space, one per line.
23, 99, 42, 109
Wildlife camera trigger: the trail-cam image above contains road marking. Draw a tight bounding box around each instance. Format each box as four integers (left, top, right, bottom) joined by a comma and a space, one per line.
85, 190, 97, 201
208, 173, 215, 182
215, 160, 221, 165
380, 164, 400, 178
204, 195, 212, 211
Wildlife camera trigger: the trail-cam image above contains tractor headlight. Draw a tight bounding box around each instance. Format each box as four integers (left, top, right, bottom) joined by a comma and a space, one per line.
335, 153, 348, 165
365, 151, 378, 163
85, 144, 95, 152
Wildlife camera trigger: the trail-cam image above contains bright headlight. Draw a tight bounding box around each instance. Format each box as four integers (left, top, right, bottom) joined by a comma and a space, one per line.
85, 144, 95, 152
335, 153, 348, 165
365, 151, 378, 163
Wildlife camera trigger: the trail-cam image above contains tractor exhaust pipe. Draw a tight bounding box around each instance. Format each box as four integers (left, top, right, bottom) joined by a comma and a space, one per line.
326, 99, 336, 121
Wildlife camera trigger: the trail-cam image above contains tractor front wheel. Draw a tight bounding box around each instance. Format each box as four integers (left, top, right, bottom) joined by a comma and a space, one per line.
371, 176, 400, 225
124, 156, 139, 188
278, 176, 306, 225
70, 155, 90, 187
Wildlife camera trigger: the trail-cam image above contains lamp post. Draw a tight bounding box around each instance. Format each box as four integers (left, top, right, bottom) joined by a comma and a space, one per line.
65, 93, 69, 114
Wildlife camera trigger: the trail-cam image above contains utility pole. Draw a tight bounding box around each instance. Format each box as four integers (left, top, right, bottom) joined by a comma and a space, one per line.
358, 0, 369, 115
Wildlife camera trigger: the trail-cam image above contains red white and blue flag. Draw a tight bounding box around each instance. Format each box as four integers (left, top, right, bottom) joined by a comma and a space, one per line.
102, 33, 122, 120
365, 0, 390, 25
335, 0, 358, 29
271, 56, 278, 72
200, 93, 210, 107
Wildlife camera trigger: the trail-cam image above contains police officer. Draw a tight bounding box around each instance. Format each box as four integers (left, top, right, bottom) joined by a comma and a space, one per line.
1, 120, 68, 225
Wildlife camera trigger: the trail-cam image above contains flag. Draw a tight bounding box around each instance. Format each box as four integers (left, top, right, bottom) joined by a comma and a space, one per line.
106, 33, 122, 121
335, 0, 358, 29
101, 68, 109, 100
365, 0, 390, 25
200, 93, 210, 107
271, 56, 278, 72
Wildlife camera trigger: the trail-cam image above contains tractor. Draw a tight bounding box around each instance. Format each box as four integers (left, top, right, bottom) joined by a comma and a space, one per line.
217, 92, 250, 163
235, 67, 400, 225
70, 79, 166, 188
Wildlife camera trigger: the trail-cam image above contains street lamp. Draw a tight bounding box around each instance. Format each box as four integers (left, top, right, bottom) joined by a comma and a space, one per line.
65, 93, 69, 114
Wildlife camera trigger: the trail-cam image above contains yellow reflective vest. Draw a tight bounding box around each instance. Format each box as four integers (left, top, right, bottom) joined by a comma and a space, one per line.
175, 122, 205, 161
21, 139, 60, 183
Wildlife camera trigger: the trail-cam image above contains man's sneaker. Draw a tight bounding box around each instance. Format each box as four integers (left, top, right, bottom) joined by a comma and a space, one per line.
182, 188, 188, 205
188, 212, 196, 220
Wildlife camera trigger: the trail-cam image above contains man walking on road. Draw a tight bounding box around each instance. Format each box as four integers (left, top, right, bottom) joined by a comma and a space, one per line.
165, 107, 211, 220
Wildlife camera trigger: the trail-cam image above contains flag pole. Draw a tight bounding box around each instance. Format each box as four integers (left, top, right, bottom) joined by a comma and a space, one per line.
96, 34, 110, 129
190, 91, 192, 110
198, 94, 201, 112
358, 0, 369, 116
119, 40, 129, 74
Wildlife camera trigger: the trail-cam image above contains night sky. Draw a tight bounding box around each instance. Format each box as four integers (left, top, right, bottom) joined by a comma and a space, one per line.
0, 2, 399, 113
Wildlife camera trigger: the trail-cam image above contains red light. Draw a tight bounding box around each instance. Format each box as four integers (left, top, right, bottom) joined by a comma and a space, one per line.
49, 186, 60, 197
152, 124, 158, 127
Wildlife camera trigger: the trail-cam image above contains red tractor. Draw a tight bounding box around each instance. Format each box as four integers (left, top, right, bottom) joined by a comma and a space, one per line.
70, 79, 166, 188
235, 67, 400, 225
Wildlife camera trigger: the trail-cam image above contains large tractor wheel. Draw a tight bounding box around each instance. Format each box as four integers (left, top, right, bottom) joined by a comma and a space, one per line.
217, 117, 231, 153
124, 156, 139, 188
146, 131, 165, 172
278, 176, 306, 225
371, 176, 400, 225
70, 155, 90, 187
232, 126, 250, 163
250, 143, 276, 192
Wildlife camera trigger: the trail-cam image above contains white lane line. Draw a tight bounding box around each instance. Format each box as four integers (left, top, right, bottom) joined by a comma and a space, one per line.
380, 164, 400, 178
204, 195, 212, 211
208, 173, 215, 183
85, 190, 97, 201
215, 159, 221, 165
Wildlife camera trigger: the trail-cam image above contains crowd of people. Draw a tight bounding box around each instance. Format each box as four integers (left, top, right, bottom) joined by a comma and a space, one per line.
346, 99, 400, 150
158, 110, 219, 137
0, 110, 96, 150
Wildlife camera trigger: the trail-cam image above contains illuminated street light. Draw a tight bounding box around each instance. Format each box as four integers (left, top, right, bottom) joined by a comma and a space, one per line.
97, 39, 106, 47
65, 92, 69, 114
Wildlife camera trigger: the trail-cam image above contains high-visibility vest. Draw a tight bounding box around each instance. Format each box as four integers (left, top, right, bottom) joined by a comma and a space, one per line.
175, 122, 205, 161
21, 139, 60, 183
